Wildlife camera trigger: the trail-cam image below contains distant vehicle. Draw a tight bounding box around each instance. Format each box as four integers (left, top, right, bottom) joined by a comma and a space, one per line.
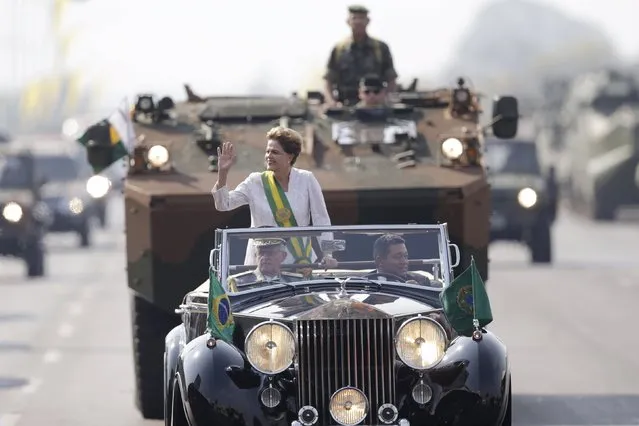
486, 137, 556, 263
8, 136, 112, 246
165, 224, 512, 426
35, 153, 107, 246
0, 146, 48, 277
557, 69, 639, 220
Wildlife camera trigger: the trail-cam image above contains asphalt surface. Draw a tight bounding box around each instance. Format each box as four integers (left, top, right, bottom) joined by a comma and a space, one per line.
1, 195, 638, 426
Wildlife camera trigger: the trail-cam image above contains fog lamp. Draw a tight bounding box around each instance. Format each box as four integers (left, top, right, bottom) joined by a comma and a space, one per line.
135, 95, 155, 113
2, 202, 23, 222
411, 381, 433, 404
329, 387, 368, 426
441, 138, 464, 160
517, 187, 537, 208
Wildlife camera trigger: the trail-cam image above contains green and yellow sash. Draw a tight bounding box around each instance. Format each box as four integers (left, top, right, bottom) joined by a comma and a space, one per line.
261, 171, 313, 265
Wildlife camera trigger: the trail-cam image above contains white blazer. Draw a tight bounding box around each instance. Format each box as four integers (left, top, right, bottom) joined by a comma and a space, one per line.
211, 167, 333, 266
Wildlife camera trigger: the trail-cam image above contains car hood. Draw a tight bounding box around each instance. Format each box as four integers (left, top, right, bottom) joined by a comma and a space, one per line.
490, 173, 545, 191
0, 189, 34, 205
40, 181, 85, 199
237, 291, 436, 320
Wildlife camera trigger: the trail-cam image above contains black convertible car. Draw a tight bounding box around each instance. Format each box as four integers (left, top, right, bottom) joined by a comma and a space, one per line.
164, 224, 511, 426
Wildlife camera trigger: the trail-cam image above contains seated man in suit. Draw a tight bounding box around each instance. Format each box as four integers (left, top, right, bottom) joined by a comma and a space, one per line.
227, 238, 304, 292
368, 233, 430, 285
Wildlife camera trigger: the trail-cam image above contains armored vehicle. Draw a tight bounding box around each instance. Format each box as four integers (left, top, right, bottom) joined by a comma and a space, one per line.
485, 137, 555, 263
0, 143, 48, 277
557, 70, 639, 220
82, 78, 518, 420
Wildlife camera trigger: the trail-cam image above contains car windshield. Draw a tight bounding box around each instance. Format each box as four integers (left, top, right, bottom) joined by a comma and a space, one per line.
218, 225, 450, 293
35, 155, 80, 182
485, 140, 540, 175
0, 154, 32, 188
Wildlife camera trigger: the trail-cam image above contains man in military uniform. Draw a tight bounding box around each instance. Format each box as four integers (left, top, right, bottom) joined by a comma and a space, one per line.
227, 238, 304, 292
323, 5, 398, 106
370, 233, 430, 285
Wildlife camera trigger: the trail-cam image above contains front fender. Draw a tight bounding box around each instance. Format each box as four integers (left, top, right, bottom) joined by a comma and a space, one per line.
424, 330, 510, 424
176, 334, 292, 426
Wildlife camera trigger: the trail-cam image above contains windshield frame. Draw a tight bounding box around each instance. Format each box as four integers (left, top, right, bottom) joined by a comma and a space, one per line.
213, 224, 455, 292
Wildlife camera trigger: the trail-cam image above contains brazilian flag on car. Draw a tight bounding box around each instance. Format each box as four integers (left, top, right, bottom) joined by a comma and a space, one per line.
207, 267, 235, 343
439, 257, 493, 337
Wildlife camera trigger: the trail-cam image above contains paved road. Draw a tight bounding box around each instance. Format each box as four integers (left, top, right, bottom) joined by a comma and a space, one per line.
1, 197, 638, 426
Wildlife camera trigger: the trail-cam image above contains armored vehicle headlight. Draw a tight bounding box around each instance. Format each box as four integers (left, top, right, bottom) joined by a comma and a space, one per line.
245, 321, 295, 374
329, 387, 368, 426
2, 202, 23, 223
148, 145, 169, 168
86, 175, 111, 198
517, 187, 537, 208
441, 138, 464, 159
396, 317, 447, 370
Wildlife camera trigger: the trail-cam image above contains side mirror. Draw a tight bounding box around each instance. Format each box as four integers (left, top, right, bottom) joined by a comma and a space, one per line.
307, 91, 325, 104
491, 95, 519, 139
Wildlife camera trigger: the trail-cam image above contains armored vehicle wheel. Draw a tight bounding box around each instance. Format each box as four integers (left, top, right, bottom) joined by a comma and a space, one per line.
529, 217, 551, 264
79, 220, 91, 248
132, 294, 181, 420
24, 240, 45, 278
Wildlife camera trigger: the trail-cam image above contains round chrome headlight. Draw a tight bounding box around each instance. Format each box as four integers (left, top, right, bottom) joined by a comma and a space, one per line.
396, 317, 448, 370
329, 387, 368, 426
2, 202, 23, 223
147, 145, 169, 167
441, 138, 464, 159
245, 321, 295, 374
517, 187, 537, 208
86, 175, 111, 198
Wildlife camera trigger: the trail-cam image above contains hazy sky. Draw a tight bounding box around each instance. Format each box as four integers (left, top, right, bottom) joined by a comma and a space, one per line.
2, 0, 639, 103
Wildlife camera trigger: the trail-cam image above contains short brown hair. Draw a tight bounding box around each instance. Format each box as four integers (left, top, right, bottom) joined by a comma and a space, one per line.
265, 126, 303, 165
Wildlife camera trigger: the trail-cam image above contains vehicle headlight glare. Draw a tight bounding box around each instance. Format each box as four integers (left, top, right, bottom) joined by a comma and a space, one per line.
68, 197, 84, 214
147, 145, 169, 167
245, 321, 295, 375
517, 187, 538, 208
86, 175, 111, 198
2, 202, 23, 222
441, 138, 464, 159
396, 317, 447, 370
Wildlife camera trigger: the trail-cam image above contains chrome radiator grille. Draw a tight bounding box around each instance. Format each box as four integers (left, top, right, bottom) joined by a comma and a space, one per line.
296, 319, 396, 425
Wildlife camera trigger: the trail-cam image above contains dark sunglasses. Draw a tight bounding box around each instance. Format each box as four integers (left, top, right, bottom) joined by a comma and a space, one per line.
363, 88, 381, 95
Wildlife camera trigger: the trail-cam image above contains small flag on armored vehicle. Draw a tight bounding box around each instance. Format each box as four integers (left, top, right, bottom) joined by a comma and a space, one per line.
76, 99, 136, 174
440, 257, 493, 337
207, 267, 235, 343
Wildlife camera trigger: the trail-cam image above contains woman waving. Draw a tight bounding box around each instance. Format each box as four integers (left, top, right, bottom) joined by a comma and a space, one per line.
211, 126, 336, 269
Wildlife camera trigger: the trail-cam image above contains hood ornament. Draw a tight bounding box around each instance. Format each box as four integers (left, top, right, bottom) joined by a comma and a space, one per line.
335, 277, 352, 298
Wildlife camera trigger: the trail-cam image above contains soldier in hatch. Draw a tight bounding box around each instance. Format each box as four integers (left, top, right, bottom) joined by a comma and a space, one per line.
355, 74, 388, 108
227, 238, 304, 292
370, 233, 430, 285
323, 5, 398, 106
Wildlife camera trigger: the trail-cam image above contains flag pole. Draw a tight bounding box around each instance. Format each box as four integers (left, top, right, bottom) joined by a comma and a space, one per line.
470, 256, 483, 341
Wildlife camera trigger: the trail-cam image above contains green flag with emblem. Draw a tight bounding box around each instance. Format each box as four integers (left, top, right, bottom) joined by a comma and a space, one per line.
439, 257, 493, 337
76, 99, 135, 174
206, 267, 235, 343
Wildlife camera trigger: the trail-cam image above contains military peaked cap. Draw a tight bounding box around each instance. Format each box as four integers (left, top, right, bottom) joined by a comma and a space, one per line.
254, 238, 286, 249
348, 4, 369, 14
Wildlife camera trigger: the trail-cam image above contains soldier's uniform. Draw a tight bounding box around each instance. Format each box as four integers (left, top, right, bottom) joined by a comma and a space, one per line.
324, 5, 398, 106
227, 238, 305, 292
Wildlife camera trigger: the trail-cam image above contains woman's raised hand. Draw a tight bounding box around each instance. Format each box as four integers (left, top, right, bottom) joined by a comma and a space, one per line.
217, 141, 235, 172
